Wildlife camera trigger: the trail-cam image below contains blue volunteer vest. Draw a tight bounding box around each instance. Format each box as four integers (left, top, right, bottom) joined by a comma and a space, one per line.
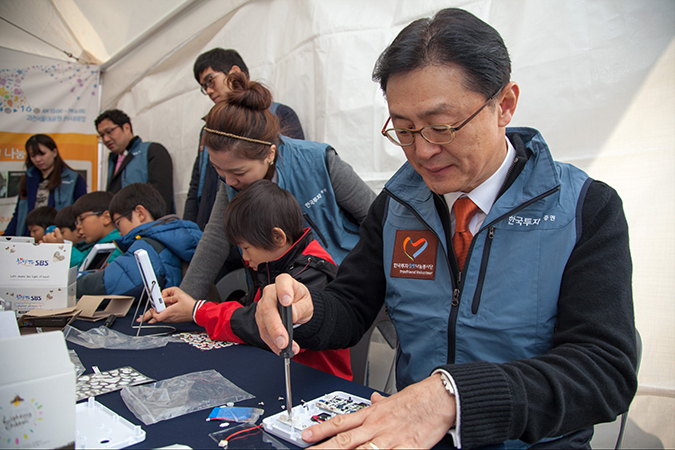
13, 166, 81, 236
225, 135, 360, 264
381, 128, 590, 391
108, 138, 150, 188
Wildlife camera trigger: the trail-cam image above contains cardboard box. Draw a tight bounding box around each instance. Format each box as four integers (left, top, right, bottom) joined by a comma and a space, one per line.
0, 331, 75, 448
0, 239, 74, 315
18, 307, 80, 334
20, 295, 134, 325
75, 295, 134, 321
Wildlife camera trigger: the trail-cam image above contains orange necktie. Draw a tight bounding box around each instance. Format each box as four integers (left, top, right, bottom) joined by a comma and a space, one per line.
452, 197, 479, 271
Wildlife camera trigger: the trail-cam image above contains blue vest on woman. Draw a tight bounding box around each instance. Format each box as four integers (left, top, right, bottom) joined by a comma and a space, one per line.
107, 138, 150, 188
226, 136, 360, 264
8, 166, 82, 236
381, 128, 590, 389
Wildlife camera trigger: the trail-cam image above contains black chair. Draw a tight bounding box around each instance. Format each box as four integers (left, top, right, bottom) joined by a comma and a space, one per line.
350, 305, 398, 392
215, 267, 249, 302
615, 328, 643, 450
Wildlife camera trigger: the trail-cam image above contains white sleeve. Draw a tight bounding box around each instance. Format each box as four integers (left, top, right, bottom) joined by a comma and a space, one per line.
432, 368, 462, 449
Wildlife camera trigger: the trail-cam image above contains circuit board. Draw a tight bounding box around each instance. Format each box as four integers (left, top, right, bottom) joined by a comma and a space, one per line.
262, 391, 371, 448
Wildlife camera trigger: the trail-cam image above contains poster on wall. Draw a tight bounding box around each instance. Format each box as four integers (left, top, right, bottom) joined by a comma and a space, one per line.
0, 47, 100, 235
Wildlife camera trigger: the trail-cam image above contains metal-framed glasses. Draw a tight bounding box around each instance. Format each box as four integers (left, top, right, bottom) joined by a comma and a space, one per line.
112, 210, 134, 230
381, 87, 503, 147
75, 211, 104, 227
200, 72, 222, 95
97, 125, 120, 141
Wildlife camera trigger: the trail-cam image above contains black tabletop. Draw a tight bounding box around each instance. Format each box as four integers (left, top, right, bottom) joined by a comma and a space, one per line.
67, 317, 377, 449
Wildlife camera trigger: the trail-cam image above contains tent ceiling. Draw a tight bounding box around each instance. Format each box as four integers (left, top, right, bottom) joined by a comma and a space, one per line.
1, 0, 187, 64
0, 0, 247, 107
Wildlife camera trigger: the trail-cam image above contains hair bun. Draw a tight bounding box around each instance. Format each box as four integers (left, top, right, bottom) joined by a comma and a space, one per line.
226, 71, 272, 111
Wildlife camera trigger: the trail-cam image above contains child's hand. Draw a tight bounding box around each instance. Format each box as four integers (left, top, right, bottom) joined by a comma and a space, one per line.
136, 286, 197, 324
42, 227, 65, 243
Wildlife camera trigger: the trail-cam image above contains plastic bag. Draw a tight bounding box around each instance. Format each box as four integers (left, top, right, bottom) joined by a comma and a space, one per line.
120, 369, 255, 425
68, 349, 86, 377
63, 325, 171, 350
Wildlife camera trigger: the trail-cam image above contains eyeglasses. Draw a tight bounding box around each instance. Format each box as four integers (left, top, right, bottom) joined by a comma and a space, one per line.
200, 72, 222, 95
381, 87, 503, 147
112, 210, 133, 230
75, 211, 104, 227
97, 125, 120, 141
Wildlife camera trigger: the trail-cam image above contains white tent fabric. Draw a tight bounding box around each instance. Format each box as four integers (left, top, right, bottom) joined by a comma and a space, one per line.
1, 1, 673, 448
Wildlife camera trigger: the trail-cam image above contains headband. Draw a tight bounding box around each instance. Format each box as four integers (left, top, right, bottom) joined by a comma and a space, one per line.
203, 127, 272, 146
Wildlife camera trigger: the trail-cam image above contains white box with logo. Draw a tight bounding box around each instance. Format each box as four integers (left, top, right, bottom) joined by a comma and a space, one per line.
0, 238, 74, 315
0, 331, 76, 449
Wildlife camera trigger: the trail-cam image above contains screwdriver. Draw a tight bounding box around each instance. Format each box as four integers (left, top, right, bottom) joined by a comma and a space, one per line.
278, 300, 294, 422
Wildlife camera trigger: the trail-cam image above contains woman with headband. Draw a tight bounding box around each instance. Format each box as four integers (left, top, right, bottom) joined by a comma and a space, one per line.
180, 71, 376, 301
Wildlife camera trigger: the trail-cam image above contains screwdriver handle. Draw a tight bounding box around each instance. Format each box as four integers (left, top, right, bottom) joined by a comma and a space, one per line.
278, 300, 294, 358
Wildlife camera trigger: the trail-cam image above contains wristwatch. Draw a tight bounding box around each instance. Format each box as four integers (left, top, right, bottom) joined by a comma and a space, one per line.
437, 370, 456, 396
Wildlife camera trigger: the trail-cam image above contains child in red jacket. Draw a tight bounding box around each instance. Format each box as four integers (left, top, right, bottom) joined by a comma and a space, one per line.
142, 180, 352, 380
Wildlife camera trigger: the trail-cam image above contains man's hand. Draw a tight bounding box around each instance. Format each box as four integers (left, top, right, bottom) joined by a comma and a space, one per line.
302, 374, 456, 449
137, 286, 196, 324
42, 228, 65, 243
254, 273, 314, 356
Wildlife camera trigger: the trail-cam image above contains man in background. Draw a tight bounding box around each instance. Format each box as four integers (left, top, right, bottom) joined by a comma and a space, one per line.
95, 109, 175, 214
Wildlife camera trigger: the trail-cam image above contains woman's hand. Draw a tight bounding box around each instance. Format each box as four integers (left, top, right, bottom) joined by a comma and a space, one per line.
137, 286, 197, 324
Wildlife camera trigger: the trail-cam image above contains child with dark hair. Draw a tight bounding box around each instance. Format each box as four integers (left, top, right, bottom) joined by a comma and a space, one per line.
71, 191, 123, 266
43, 205, 94, 267
76, 183, 202, 298
141, 180, 352, 380
25, 206, 57, 242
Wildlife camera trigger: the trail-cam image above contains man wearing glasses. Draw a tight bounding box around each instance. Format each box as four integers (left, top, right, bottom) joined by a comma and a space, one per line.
95, 109, 175, 214
184, 48, 305, 231
256, 8, 637, 450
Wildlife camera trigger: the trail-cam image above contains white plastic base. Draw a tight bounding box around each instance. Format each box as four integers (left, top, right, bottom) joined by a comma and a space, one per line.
76, 397, 146, 449
262, 391, 370, 448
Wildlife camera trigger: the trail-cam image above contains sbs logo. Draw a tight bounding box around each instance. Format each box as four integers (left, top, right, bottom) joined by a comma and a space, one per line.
16, 294, 42, 301
16, 258, 49, 267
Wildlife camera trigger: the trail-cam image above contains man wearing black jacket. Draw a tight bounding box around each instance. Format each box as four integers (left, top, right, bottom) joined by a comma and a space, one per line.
95, 109, 175, 214
256, 8, 637, 450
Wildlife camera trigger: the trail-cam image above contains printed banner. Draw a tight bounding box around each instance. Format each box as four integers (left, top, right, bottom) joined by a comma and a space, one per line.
0, 47, 100, 234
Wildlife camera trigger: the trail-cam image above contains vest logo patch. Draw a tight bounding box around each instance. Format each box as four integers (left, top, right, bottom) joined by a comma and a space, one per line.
391, 229, 438, 280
